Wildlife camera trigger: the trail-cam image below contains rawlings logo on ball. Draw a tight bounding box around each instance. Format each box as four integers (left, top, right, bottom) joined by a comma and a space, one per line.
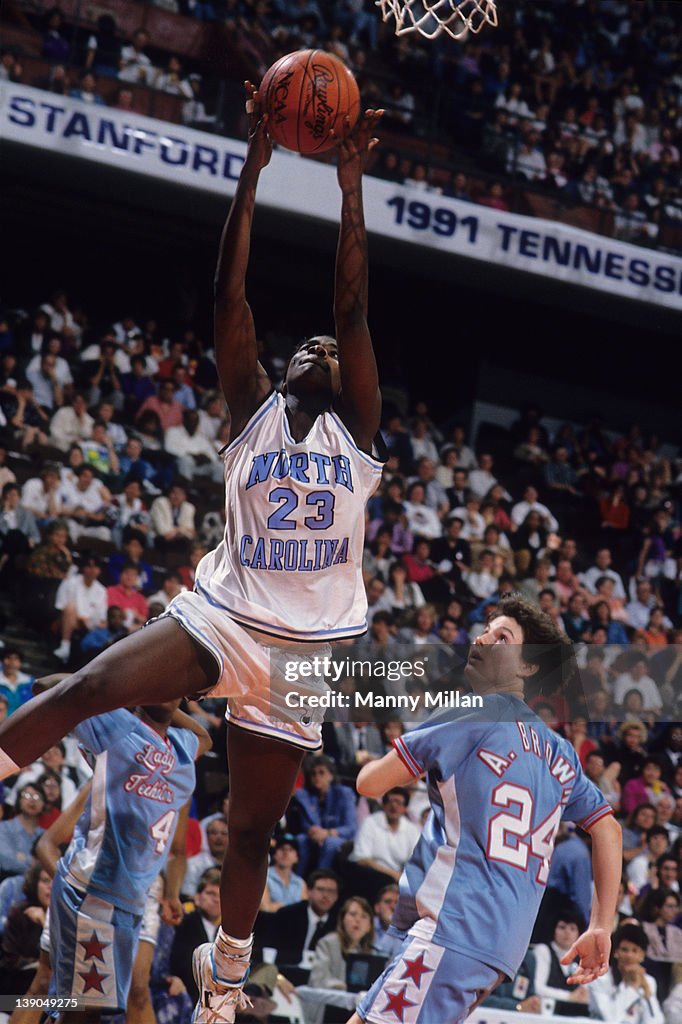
303, 63, 335, 140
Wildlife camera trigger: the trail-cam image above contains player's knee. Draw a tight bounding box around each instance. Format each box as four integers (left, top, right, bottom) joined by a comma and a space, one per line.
63, 663, 111, 709
128, 979, 150, 1008
228, 816, 272, 861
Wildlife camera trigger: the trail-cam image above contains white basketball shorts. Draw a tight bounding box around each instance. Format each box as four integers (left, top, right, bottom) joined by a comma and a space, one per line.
164, 590, 332, 750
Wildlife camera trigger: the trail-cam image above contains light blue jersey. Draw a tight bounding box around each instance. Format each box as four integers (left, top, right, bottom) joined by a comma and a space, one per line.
392, 694, 612, 979
58, 709, 198, 916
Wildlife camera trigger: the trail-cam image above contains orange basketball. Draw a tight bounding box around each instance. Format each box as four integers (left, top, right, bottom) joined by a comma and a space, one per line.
259, 49, 361, 155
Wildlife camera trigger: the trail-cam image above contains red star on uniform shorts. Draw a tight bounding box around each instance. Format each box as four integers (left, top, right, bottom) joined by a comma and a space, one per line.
400, 951, 433, 988
78, 962, 108, 994
382, 985, 417, 1022
79, 930, 109, 962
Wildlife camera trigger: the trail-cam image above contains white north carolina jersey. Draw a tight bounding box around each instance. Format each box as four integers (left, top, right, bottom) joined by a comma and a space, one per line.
195, 391, 384, 641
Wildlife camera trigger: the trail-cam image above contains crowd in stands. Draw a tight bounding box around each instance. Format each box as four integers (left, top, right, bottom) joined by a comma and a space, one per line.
1, 0, 680, 247
0, 282, 679, 1020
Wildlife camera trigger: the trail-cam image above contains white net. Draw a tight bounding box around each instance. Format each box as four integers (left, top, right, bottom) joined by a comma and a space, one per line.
376, 0, 498, 40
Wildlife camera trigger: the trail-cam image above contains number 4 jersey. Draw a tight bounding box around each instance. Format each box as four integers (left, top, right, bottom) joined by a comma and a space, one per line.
59, 710, 198, 916
195, 391, 384, 641
392, 693, 613, 979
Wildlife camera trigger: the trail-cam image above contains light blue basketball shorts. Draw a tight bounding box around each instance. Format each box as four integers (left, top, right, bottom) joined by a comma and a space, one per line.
49, 872, 142, 1011
357, 929, 504, 1024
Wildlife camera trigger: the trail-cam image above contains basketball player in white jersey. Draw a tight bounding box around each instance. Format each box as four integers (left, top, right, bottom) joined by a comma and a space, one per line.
0, 88, 384, 1022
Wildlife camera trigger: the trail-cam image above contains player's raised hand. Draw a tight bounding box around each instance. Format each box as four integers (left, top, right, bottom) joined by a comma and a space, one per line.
561, 927, 611, 985
333, 109, 383, 190
244, 80, 272, 171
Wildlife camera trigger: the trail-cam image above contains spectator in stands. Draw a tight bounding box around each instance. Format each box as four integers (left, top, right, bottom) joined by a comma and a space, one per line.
49, 393, 94, 453
182, 73, 217, 129
371, 883, 399, 955
309, 896, 377, 990
269, 869, 340, 974
2, 379, 51, 452
615, 193, 658, 243
582, 547, 627, 599
510, 510, 548, 576
640, 608, 670, 648
0, 648, 34, 718
627, 826, 671, 895
466, 548, 499, 600
589, 600, 629, 646
137, 379, 184, 432
0, 784, 44, 882
495, 82, 531, 127
69, 71, 106, 106
53, 554, 108, 663
640, 888, 682, 1003
170, 869, 222, 1007
614, 656, 663, 718
147, 571, 186, 610
403, 482, 442, 540
334, 721, 384, 779
362, 528, 393, 585
532, 913, 590, 1015
626, 579, 658, 631
350, 787, 419, 884
655, 796, 680, 848
545, 822, 592, 929
588, 923, 664, 1023
106, 562, 149, 631
80, 604, 128, 658
622, 758, 672, 817
260, 835, 306, 913
477, 180, 511, 211
0, 482, 40, 581
509, 485, 557, 532
155, 55, 193, 98
183, 817, 228, 898
562, 591, 589, 642
42, 7, 71, 65
0, 861, 52, 996
383, 81, 415, 134
81, 420, 121, 484
119, 28, 154, 85
84, 14, 122, 79
26, 353, 63, 413
26, 519, 73, 594
371, 148, 401, 184
584, 750, 621, 812
289, 755, 357, 877
508, 130, 547, 181
150, 481, 196, 559
108, 530, 154, 590
165, 409, 224, 484
121, 354, 156, 413
58, 464, 112, 544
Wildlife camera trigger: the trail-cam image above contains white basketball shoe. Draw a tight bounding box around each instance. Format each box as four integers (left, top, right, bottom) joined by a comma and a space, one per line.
191, 943, 252, 1023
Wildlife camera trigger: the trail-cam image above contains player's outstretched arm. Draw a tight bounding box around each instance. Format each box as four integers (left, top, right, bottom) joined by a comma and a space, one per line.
561, 814, 622, 985
214, 81, 273, 438
356, 748, 419, 799
35, 781, 92, 878
333, 110, 383, 453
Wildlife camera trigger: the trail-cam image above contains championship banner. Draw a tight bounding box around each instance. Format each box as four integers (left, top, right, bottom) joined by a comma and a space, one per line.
2, 83, 681, 311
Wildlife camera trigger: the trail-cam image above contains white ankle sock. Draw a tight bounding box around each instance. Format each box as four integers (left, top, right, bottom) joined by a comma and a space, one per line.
0, 748, 21, 781
213, 928, 253, 982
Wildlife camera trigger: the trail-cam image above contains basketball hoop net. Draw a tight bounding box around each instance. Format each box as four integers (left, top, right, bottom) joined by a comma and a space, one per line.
376, 0, 498, 40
